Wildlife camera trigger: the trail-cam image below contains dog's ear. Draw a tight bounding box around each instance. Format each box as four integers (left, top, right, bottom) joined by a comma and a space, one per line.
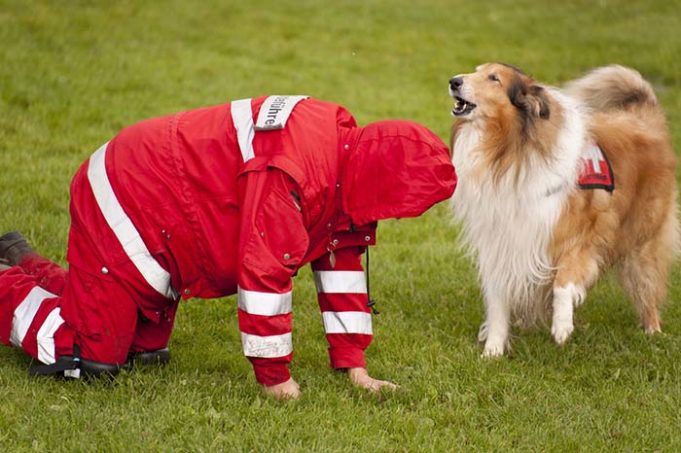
509, 78, 550, 120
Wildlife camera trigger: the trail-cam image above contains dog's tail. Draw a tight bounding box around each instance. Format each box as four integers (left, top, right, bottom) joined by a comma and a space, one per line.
564, 65, 657, 113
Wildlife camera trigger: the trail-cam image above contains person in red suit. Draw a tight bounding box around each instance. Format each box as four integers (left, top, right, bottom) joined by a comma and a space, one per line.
0, 95, 456, 399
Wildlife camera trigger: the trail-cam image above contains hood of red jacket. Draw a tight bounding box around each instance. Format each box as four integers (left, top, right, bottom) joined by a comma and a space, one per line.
340, 120, 457, 226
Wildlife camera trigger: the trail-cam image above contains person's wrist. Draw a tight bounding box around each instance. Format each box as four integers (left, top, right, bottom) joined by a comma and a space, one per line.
329, 346, 366, 370
252, 361, 291, 386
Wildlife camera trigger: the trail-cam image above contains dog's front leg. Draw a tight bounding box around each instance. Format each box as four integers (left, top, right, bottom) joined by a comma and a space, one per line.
551, 284, 581, 344
551, 252, 598, 345
479, 286, 511, 357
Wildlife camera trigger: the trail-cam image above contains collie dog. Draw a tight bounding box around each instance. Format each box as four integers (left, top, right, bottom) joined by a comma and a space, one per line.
448, 63, 678, 356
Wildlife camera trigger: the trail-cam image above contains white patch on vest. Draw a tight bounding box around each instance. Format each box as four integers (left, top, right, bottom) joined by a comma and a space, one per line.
582, 142, 604, 174
255, 95, 308, 131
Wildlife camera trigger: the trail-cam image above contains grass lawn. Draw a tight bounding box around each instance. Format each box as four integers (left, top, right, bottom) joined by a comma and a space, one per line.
2, 0, 681, 451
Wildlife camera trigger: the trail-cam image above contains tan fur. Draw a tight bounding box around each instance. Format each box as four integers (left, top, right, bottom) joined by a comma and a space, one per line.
564, 65, 658, 112
551, 101, 678, 333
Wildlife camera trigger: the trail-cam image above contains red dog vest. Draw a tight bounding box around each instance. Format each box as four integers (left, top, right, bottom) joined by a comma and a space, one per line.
578, 143, 615, 192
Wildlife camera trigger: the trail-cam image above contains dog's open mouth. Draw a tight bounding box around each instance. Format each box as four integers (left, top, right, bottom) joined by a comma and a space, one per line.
452, 96, 477, 116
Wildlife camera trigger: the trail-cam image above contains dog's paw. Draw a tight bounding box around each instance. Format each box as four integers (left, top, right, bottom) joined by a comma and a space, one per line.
642, 313, 662, 335
481, 339, 506, 358
551, 320, 574, 345
644, 324, 662, 335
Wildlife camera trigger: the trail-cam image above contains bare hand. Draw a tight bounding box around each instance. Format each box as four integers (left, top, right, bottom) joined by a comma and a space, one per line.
348, 368, 398, 393
262, 377, 301, 400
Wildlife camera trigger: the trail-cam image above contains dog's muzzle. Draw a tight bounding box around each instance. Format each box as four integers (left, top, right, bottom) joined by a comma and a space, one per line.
449, 77, 477, 117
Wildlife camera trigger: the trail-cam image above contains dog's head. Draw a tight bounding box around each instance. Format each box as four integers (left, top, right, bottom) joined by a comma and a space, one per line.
448, 63, 550, 125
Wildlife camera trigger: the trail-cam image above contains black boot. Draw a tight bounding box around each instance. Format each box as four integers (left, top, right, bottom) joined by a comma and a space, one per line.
28, 345, 128, 379
0, 231, 35, 266
128, 348, 171, 366
28, 356, 122, 379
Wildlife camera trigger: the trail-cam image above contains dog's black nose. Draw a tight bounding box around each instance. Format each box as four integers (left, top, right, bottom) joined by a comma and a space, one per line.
449, 77, 463, 90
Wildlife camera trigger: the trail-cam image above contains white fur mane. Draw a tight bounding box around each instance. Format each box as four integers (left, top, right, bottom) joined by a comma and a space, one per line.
451, 89, 588, 321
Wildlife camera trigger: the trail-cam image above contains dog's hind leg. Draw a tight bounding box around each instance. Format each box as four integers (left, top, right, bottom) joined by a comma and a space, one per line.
618, 236, 674, 334
552, 250, 600, 345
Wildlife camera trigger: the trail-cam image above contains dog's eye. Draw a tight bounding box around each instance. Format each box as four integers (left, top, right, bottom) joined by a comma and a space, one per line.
488, 74, 500, 82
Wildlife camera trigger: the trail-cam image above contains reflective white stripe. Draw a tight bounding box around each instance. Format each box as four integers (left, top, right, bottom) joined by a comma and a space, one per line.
314, 271, 367, 294
231, 98, 255, 162
87, 143, 175, 299
238, 287, 292, 316
240, 332, 292, 358
10, 287, 57, 347
322, 311, 373, 335
36, 308, 64, 365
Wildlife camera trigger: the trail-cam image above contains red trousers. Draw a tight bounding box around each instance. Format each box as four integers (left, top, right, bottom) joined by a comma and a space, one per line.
0, 161, 179, 367
0, 254, 178, 366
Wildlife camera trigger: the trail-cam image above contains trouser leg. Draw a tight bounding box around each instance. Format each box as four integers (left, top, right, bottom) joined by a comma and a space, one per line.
127, 302, 178, 365
130, 302, 177, 353
1, 264, 140, 377
59, 265, 140, 366
18, 254, 68, 296
0, 267, 74, 365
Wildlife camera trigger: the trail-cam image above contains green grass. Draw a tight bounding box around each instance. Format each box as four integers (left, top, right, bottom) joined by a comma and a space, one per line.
2, 0, 681, 451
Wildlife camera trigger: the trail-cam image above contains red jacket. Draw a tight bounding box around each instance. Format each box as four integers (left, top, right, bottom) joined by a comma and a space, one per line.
70, 96, 456, 385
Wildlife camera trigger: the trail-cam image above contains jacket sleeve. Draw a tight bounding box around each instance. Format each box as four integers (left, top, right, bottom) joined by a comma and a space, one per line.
237, 168, 309, 386
311, 247, 373, 369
